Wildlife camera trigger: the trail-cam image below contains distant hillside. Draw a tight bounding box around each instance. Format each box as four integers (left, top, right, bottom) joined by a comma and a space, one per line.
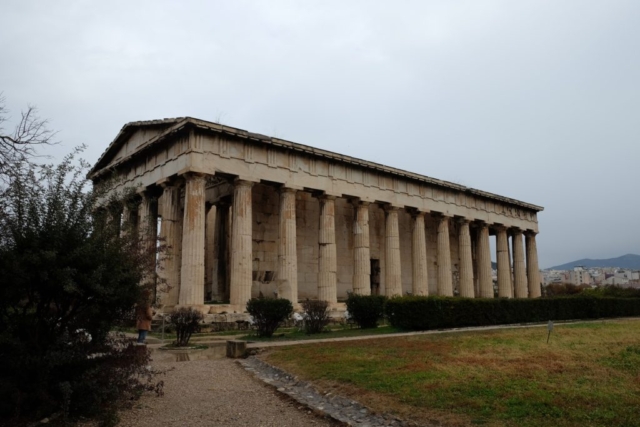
548, 254, 640, 270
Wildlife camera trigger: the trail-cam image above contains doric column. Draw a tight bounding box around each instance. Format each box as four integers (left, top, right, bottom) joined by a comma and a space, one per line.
496, 225, 512, 298
436, 215, 453, 296
229, 179, 254, 308
317, 195, 337, 303
278, 187, 298, 303
352, 200, 371, 295
526, 231, 542, 298
411, 211, 429, 296
204, 204, 217, 300
458, 219, 474, 298
158, 183, 182, 307
120, 200, 138, 237
512, 229, 528, 298
179, 173, 206, 306
138, 192, 158, 292
476, 222, 493, 298
384, 206, 402, 297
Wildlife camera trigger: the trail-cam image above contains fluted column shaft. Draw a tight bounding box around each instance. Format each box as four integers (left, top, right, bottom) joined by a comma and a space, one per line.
411, 212, 429, 296
229, 179, 254, 307
526, 232, 542, 298
458, 220, 474, 298
179, 174, 206, 305
437, 215, 453, 296
318, 196, 337, 303
476, 223, 494, 298
159, 184, 182, 307
138, 193, 157, 292
204, 204, 217, 300
512, 230, 528, 298
278, 188, 298, 303
496, 226, 512, 298
385, 206, 402, 297
353, 201, 371, 295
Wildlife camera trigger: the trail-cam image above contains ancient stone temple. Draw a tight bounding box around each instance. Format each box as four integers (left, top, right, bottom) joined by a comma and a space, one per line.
89, 117, 543, 314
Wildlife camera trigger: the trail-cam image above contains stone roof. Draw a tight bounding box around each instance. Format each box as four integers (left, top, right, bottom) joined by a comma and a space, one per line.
89, 117, 544, 212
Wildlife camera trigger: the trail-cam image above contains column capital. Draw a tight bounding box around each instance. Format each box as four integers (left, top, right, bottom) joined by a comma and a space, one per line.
317, 193, 337, 201
510, 227, 524, 235
456, 217, 471, 225
406, 207, 427, 218
524, 229, 538, 237
383, 204, 401, 213
279, 186, 298, 195
157, 176, 184, 188
350, 198, 370, 208
233, 178, 255, 188
432, 212, 452, 219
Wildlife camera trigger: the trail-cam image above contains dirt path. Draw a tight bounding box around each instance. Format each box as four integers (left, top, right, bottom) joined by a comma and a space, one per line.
117, 358, 337, 427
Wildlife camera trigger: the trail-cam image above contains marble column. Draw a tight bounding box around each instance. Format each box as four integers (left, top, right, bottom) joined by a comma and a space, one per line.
204, 204, 217, 300
317, 195, 337, 303
229, 179, 254, 308
138, 192, 158, 293
352, 200, 371, 295
512, 229, 528, 298
436, 215, 453, 296
496, 226, 512, 298
526, 231, 542, 298
278, 187, 298, 303
458, 219, 474, 298
384, 206, 402, 297
158, 183, 182, 307
411, 211, 429, 296
476, 223, 494, 298
179, 173, 206, 306
120, 201, 137, 237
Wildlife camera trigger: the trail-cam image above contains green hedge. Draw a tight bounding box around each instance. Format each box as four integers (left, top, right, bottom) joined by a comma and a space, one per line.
346, 294, 387, 328
386, 295, 640, 331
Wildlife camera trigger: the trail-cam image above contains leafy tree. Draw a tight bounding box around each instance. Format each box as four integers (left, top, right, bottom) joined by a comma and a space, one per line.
0, 150, 162, 425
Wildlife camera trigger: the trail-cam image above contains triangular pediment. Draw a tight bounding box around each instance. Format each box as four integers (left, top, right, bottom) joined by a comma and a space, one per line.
90, 118, 186, 176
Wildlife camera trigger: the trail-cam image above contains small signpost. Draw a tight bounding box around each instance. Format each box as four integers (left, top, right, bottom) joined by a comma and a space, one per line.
547, 320, 554, 343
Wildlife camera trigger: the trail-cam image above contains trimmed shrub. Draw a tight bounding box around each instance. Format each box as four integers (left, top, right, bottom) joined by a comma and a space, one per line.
301, 299, 330, 334
246, 298, 293, 337
170, 307, 205, 346
386, 295, 640, 331
345, 294, 387, 329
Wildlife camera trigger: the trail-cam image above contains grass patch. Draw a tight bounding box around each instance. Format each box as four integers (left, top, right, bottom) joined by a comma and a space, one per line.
264, 319, 640, 427
240, 325, 401, 341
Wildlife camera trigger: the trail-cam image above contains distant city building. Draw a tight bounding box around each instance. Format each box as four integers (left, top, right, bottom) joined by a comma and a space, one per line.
570, 266, 591, 285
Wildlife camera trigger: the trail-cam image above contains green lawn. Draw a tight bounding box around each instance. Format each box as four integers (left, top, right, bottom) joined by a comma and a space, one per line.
264, 319, 640, 427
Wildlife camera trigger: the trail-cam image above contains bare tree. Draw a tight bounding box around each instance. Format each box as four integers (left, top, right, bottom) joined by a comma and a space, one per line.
0, 92, 57, 181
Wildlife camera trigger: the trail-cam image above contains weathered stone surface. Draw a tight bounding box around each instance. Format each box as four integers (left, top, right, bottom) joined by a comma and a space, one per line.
226, 340, 247, 358
240, 357, 423, 426
179, 173, 206, 305
90, 118, 543, 310
230, 179, 253, 309
496, 225, 512, 298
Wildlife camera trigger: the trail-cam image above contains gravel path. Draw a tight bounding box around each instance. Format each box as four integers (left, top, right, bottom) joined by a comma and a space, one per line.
118, 358, 338, 427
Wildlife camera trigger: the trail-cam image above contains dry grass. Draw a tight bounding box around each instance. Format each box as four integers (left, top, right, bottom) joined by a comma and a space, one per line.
264, 319, 640, 427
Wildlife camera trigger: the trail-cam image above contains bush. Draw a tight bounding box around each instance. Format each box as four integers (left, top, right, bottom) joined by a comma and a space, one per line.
169, 307, 204, 346
386, 295, 640, 331
345, 294, 387, 329
0, 153, 162, 424
246, 298, 293, 337
301, 299, 330, 334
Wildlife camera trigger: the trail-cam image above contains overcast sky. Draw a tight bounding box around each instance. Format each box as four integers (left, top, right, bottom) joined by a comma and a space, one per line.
2, 0, 639, 268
